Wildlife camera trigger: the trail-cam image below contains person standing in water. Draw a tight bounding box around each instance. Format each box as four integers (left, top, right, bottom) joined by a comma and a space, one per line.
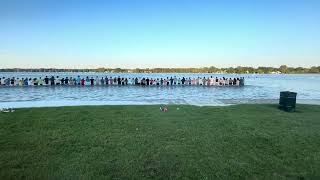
95, 76, 100, 85
76, 76, 81, 85
38, 77, 44, 86
109, 77, 113, 85
81, 78, 85, 86
49, 76, 54, 86
33, 78, 38, 86
121, 78, 125, 85
28, 78, 33, 86
15, 78, 19, 86
60, 77, 65, 85
10, 77, 15, 86
105, 76, 108, 85
90, 77, 94, 86
117, 76, 120, 85
64, 77, 68, 85
177, 78, 181, 85
182, 77, 185, 85
55, 76, 60, 85
113, 77, 117, 85
100, 77, 105, 85
173, 76, 177, 85
20, 78, 24, 86
44, 76, 49, 85
85, 76, 90, 85
24, 78, 28, 86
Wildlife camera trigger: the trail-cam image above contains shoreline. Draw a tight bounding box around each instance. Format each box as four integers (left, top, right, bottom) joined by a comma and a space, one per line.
1, 99, 320, 109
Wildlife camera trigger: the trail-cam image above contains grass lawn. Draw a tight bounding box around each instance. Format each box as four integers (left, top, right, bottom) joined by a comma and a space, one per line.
0, 104, 320, 179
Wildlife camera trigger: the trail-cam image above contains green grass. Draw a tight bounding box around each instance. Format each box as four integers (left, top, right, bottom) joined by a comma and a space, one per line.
0, 104, 320, 179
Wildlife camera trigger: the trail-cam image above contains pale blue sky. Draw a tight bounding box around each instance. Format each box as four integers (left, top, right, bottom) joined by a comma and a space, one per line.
0, 0, 319, 68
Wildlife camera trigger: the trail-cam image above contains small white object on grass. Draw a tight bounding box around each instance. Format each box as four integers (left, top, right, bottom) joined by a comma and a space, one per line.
177, 107, 180, 110
1, 108, 15, 113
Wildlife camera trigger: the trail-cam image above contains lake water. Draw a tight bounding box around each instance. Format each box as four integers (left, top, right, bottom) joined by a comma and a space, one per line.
0, 72, 320, 108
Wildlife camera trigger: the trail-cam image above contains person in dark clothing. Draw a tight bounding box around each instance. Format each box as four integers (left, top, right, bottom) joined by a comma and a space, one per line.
4, 78, 9, 86
10, 78, 15, 86
50, 76, 55, 85
65, 77, 69, 85
33, 78, 38, 86
90, 77, 94, 85
117, 77, 121, 85
24, 78, 28, 86
125, 78, 128, 85
105, 77, 109, 85
113, 77, 116, 84
146, 78, 150, 85
160, 78, 163, 86
61, 77, 65, 85
170, 77, 173, 86
44, 76, 49, 85
182, 77, 185, 85
135, 78, 138, 85
167, 77, 170, 86
100, 77, 105, 85
121, 78, 125, 85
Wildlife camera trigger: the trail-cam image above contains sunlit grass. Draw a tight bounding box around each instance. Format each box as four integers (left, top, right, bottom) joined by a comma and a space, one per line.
0, 104, 320, 179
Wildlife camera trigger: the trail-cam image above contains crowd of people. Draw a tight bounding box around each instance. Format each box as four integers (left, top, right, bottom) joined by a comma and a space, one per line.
0, 76, 245, 87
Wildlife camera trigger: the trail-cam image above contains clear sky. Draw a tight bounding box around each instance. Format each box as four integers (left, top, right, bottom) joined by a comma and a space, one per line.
0, 0, 319, 69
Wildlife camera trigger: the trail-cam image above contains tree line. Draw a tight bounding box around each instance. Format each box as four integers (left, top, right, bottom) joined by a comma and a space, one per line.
1, 65, 320, 74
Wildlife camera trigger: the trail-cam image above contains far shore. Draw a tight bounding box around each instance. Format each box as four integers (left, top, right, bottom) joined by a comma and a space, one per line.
1, 65, 320, 74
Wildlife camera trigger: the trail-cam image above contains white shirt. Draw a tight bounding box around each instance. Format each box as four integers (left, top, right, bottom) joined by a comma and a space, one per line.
210, 78, 214, 85
28, 80, 33, 85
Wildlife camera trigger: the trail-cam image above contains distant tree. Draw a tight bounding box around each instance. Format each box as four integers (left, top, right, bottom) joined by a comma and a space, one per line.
97, 68, 105, 72
279, 65, 288, 74
310, 66, 320, 73
1, 65, 320, 74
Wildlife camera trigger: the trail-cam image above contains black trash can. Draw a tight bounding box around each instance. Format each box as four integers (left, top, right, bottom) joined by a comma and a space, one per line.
279, 91, 297, 112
